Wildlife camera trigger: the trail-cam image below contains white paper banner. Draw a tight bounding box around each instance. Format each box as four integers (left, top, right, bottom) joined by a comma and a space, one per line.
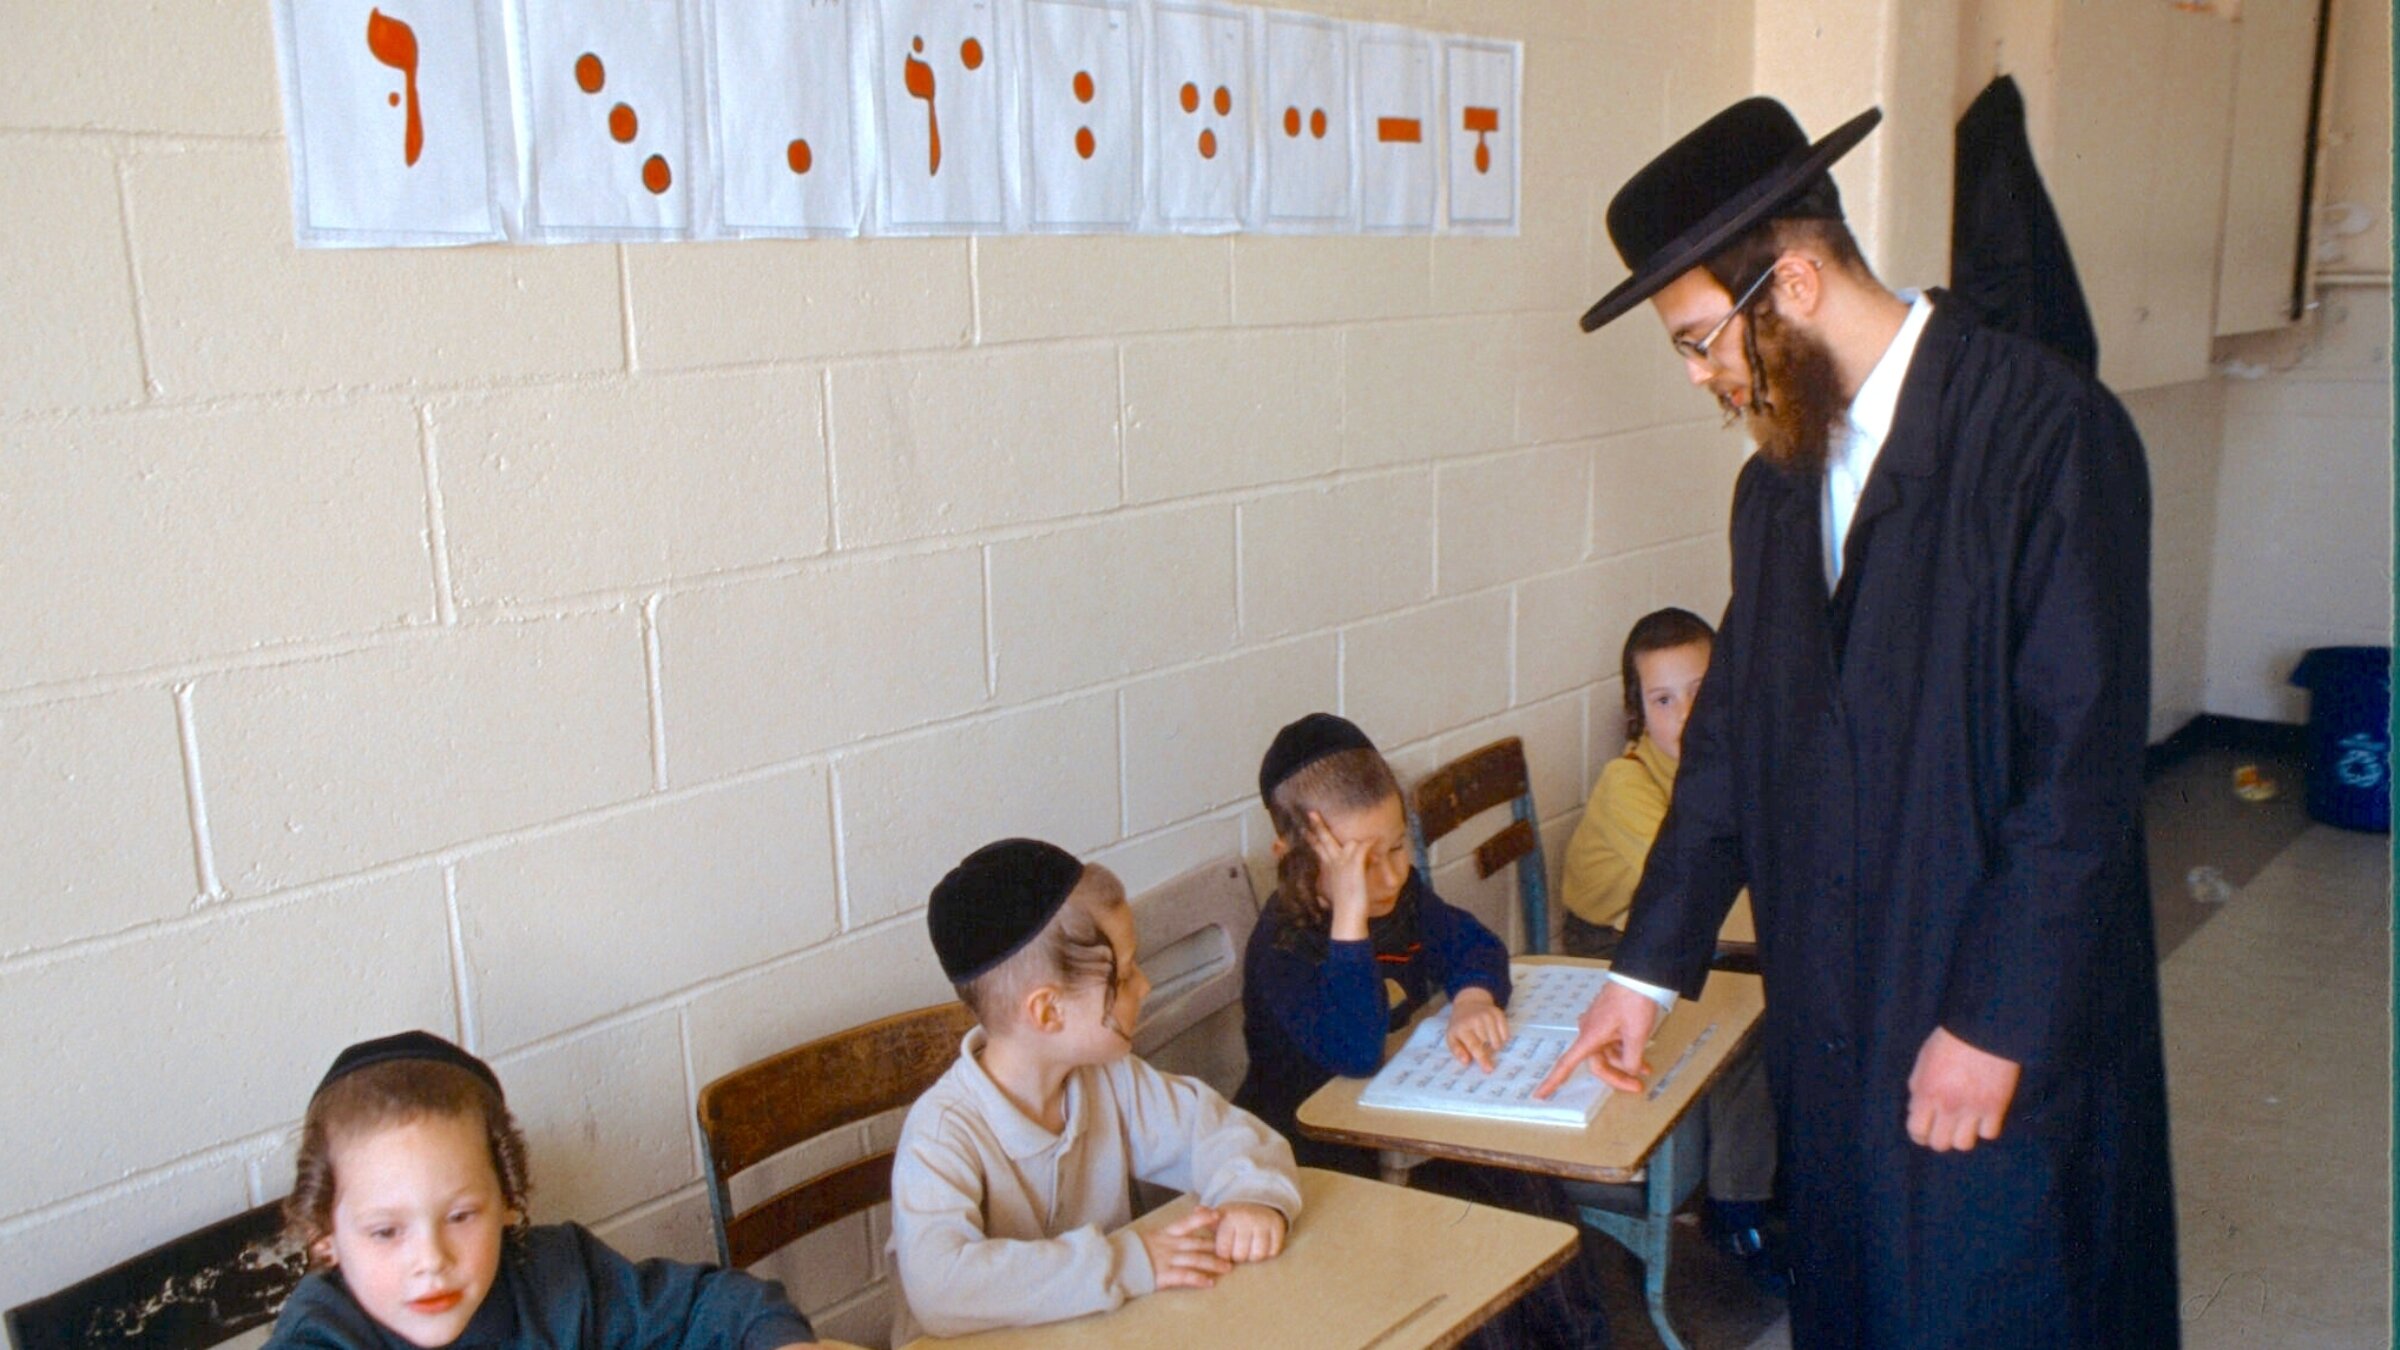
1022, 0, 1142, 230
1352, 24, 1435, 234
1258, 10, 1352, 231
514, 0, 697, 237
1443, 36, 1520, 234
871, 0, 1011, 232
276, 0, 1520, 245
274, 0, 509, 245
1146, 1, 1251, 233
706, 0, 867, 236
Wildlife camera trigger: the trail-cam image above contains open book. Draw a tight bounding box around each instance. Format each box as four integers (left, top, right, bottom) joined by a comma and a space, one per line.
1357, 963, 1614, 1128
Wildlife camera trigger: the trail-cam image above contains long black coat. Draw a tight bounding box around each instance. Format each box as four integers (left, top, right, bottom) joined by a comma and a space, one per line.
1613, 296, 2179, 1348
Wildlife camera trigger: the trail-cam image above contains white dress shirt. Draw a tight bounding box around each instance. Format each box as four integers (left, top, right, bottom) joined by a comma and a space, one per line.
1606, 290, 1933, 1015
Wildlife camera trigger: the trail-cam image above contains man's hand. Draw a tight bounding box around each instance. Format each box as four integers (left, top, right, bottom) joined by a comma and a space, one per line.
1140, 1206, 1233, 1289
1445, 987, 1510, 1071
1906, 1026, 2020, 1152
1211, 1202, 1288, 1263
1534, 982, 1658, 1098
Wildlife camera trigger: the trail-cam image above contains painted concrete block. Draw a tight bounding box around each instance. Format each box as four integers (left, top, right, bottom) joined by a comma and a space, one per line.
1120, 638, 1337, 834
827, 345, 1119, 546
1, 400, 434, 689
1123, 330, 1341, 503
0, 0, 281, 135
0, 141, 144, 412
834, 696, 1118, 928
1437, 445, 1589, 594
655, 549, 987, 785
1238, 474, 1434, 640
497, 1011, 697, 1223
977, 236, 1230, 343
989, 507, 1237, 699
197, 615, 651, 892
1341, 592, 1511, 748
0, 870, 453, 1217
1514, 553, 1649, 705
1341, 317, 1515, 469
435, 370, 829, 607
457, 766, 837, 1052
628, 239, 971, 370
0, 688, 197, 954
128, 146, 622, 399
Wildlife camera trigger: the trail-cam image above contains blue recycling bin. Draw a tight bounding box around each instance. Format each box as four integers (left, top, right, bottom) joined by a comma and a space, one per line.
2289, 645, 2391, 832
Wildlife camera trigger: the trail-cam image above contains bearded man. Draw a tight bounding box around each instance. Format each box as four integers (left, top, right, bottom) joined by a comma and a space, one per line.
1537, 99, 2180, 1347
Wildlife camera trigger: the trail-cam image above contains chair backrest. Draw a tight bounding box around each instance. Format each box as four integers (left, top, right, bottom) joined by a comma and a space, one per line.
695, 1002, 978, 1270
4, 1199, 307, 1350
1410, 736, 1553, 953
1125, 855, 1260, 1096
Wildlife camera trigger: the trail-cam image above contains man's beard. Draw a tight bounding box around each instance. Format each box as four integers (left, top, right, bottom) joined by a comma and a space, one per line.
1716, 303, 1842, 474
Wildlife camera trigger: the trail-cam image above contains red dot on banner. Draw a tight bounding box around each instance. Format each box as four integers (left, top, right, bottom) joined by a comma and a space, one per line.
1199, 128, 1217, 159
575, 53, 604, 93
1214, 86, 1232, 116
1076, 127, 1095, 159
609, 103, 638, 143
960, 37, 983, 69
388, 92, 400, 107
1283, 106, 1301, 137
1311, 108, 1327, 138
787, 139, 812, 174
1074, 70, 1095, 103
1180, 82, 1200, 114
642, 155, 671, 194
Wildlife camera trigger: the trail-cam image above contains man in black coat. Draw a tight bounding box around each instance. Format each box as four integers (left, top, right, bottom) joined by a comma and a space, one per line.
1537, 98, 2180, 1347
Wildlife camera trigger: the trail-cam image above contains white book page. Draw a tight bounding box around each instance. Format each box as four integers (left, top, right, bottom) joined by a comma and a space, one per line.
1358, 965, 1613, 1128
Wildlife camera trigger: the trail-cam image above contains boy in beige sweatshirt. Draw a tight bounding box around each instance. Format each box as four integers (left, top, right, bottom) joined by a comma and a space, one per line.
888, 839, 1301, 1342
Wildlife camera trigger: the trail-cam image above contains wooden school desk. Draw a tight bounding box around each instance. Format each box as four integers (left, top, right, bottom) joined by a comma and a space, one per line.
899, 1167, 1579, 1350
1296, 956, 1767, 1350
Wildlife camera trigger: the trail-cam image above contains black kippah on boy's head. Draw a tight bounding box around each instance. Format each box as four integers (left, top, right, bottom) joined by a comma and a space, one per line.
1258, 712, 1379, 805
928, 838, 1087, 983
315, 1030, 504, 1102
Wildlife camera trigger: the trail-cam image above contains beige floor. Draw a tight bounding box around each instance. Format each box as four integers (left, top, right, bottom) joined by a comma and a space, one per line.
1742, 823, 2393, 1350
2163, 824, 2393, 1348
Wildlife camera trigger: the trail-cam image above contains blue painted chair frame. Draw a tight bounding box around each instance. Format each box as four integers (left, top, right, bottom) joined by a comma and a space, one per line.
1407, 736, 1553, 953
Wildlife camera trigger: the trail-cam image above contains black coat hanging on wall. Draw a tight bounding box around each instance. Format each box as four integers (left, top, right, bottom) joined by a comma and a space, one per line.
1951, 74, 2101, 375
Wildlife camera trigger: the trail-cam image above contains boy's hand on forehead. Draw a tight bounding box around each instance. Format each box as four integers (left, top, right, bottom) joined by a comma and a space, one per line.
1303, 810, 1374, 937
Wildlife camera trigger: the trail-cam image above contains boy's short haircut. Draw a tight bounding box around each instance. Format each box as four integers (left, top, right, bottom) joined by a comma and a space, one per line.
1262, 746, 1402, 935
953, 866, 1127, 1029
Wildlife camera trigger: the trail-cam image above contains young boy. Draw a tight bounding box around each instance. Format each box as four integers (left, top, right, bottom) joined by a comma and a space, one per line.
888, 839, 1302, 1342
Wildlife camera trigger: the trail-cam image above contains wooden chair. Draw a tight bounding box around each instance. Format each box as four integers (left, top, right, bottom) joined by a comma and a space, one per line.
696, 1002, 978, 1271
4, 1199, 307, 1349
1410, 736, 1555, 952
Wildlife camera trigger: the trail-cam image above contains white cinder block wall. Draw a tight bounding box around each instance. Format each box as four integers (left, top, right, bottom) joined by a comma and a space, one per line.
0, 0, 2278, 1337
1, 1, 1764, 1341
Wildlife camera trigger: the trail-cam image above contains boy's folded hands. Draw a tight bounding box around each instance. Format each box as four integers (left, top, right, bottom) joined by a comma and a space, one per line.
1141, 1206, 1234, 1288
1212, 1201, 1289, 1263
1141, 1201, 1291, 1288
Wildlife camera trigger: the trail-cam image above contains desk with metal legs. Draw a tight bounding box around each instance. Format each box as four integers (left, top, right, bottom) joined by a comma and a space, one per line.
1297, 957, 1766, 1350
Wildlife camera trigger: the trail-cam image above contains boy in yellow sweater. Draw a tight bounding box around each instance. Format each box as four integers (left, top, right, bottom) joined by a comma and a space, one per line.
1559, 608, 1785, 1295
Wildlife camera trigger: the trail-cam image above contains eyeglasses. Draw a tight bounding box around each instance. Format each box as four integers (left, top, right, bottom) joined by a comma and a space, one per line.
1670, 263, 1780, 365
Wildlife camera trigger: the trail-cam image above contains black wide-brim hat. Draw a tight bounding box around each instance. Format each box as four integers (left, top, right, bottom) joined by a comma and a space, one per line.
1579, 98, 1882, 333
